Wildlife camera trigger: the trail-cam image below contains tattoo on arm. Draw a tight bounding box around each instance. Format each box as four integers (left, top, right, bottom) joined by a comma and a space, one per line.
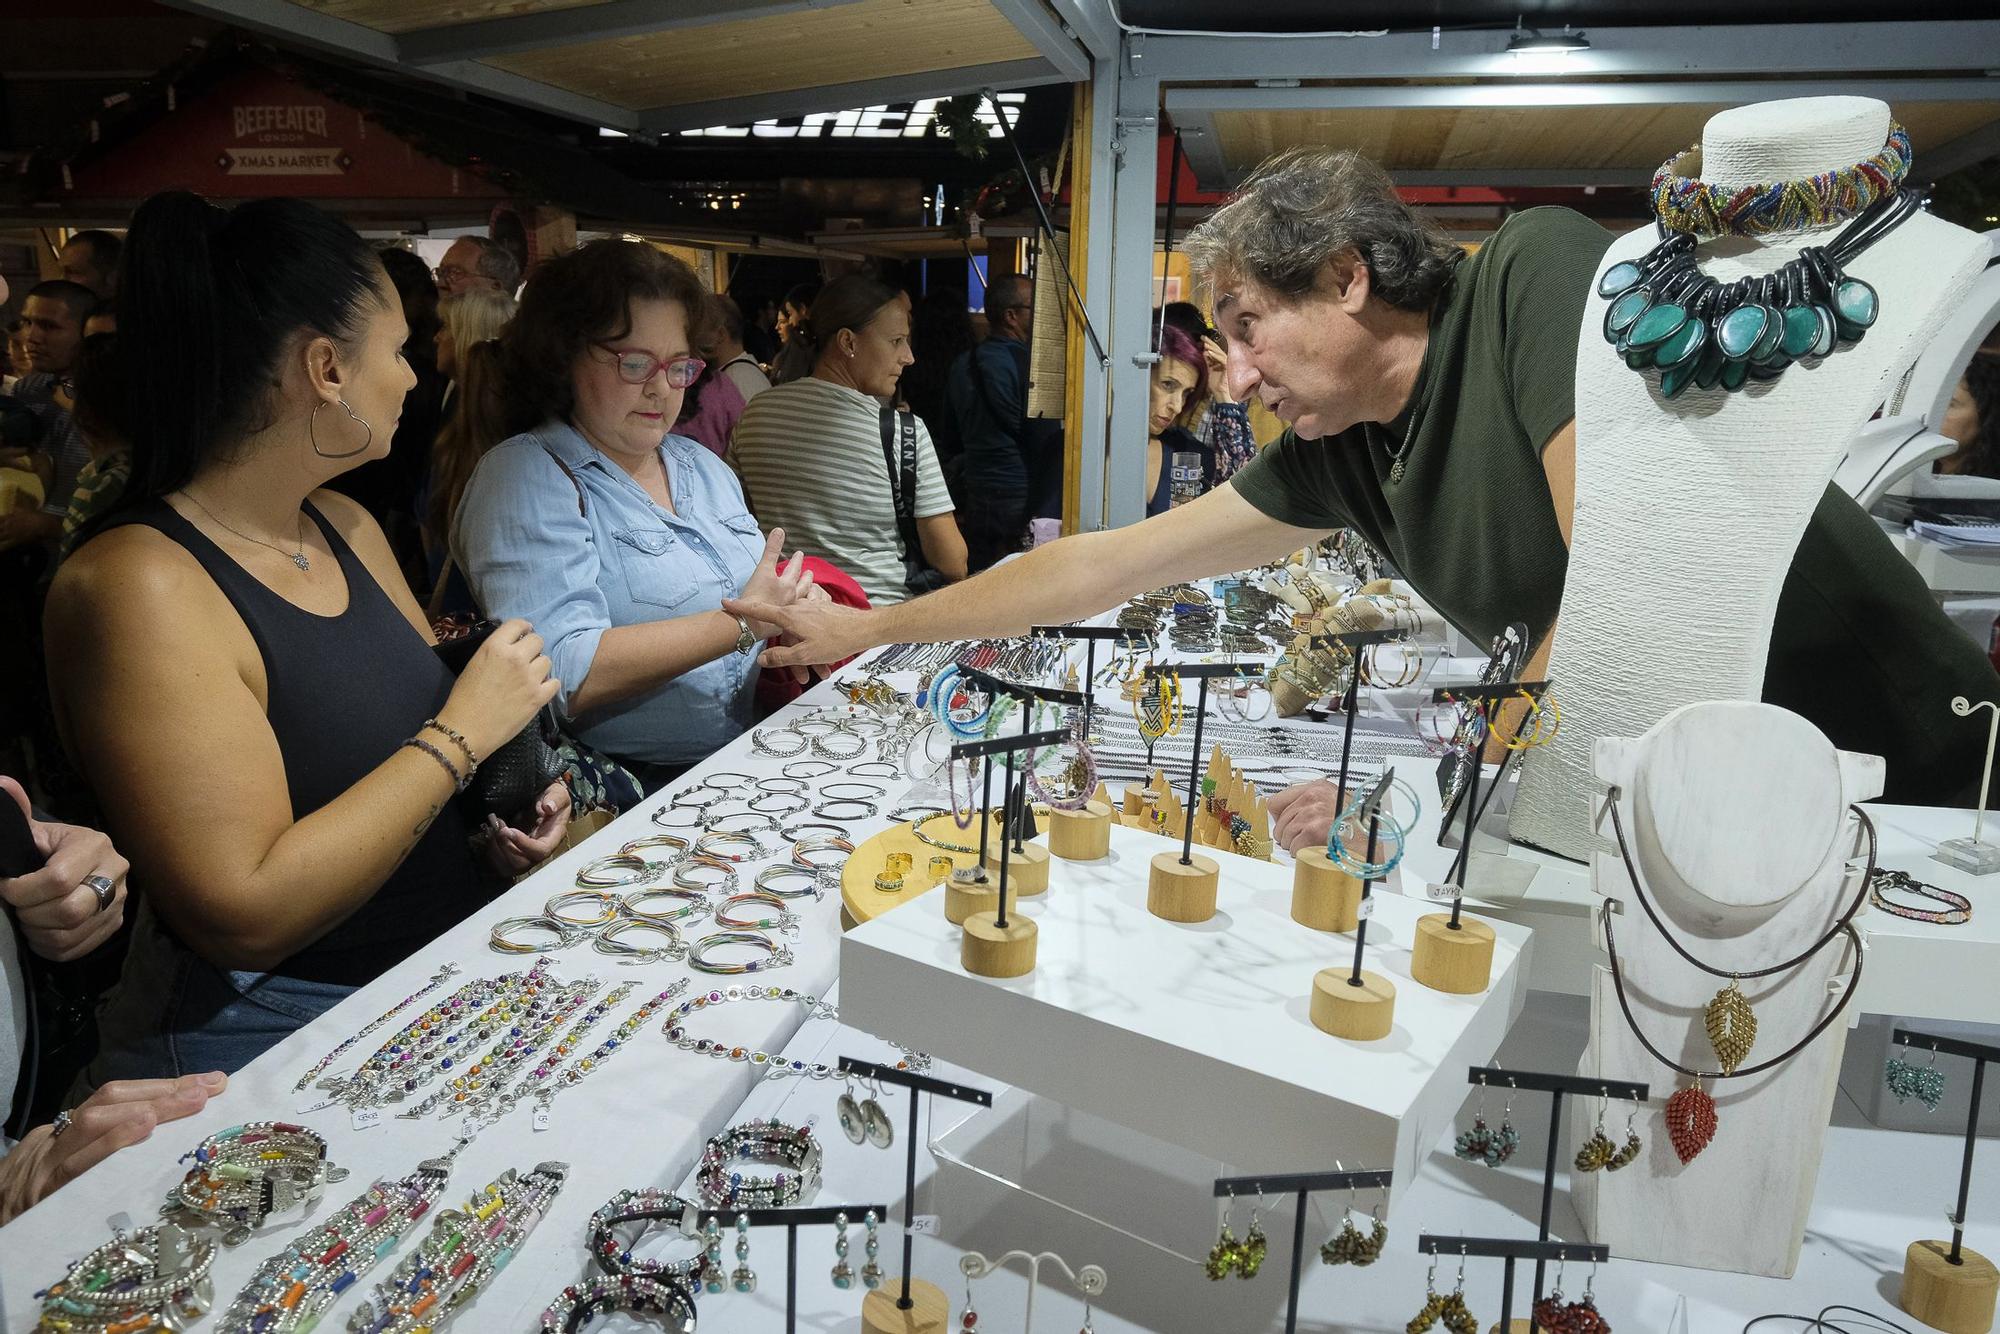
398, 801, 444, 860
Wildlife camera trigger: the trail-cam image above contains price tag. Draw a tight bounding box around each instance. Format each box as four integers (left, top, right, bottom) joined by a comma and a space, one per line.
351, 1107, 383, 1131
1426, 882, 1463, 902
1355, 897, 1375, 921
532, 1105, 553, 1133
297, 1096, 336, 1115
909, 1214, 942, 1236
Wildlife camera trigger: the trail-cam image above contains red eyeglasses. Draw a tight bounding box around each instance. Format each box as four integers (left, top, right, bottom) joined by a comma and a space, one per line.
594, 343, 706, 389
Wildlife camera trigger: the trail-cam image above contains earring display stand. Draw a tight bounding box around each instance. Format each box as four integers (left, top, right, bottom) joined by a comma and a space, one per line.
1291, 629, 1405, 933
949, 728, 1067, 979
959, 1247, 1107, 1334
1894, 1027, 2000, 1334
1026, 623, 1150, 752
707, 1202, 890, 1334
961, 665, 1089, 898
1468, 1064, 1647, 1320
1311, 775, 1399, 1042
1213, 1167, 1393, 1334
1413, 681, 1548, 996
1416, 1233, 1609, 1334
1936, 697, 2000, 875
1141, 663, 1259, 923
842, 1057, 994, 1334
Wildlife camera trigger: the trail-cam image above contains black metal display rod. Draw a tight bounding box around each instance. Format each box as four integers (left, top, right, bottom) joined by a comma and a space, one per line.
948, 729, 1069, 762
959, 664, 1088, 707
1213, 1167, 1394, 1334
1896, 1027, 1996, 1265
1028, 625, 1150, 746
1467, 1065, 1646, 1318
1432, 680, 1550, 924
950, 729, 1063, 877
673, 1202, 889, 1334
1341, 775, 1392, 987
839, 1058, 992, 1317
1302, 629, 1405, 817
1417, 1233, 1610, 1332
1143, 663, 1263, 865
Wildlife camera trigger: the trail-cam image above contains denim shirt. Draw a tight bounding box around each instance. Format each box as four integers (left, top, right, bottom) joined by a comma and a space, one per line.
454, 419, 762, 766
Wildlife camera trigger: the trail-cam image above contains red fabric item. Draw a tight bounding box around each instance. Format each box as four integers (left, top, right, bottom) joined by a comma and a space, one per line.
752, 556, 870, 717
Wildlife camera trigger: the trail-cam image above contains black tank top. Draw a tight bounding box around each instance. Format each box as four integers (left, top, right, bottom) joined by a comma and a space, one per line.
129, 499, 488, 984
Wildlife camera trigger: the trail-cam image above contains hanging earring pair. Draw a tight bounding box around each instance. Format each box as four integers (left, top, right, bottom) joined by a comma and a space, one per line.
1885, 1045, 1947, 1111
1531, 1258, 1610, 1334
1574, 1099, 1643, 1173
1205, 1193, 1267, 1280
1453, 1081, 1520, 1168
837, 1077, 895, 1149
1406, 1252, 1479, 1334
1318, 1186, 1388, 1266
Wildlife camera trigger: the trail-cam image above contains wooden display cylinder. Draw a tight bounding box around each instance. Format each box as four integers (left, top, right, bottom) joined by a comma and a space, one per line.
1047, 801, 1114, 860
961, 910, 1039, 978
943, 870, 999, 926
1902, 1240, 1999, 1334
1309, 967, 1396, 1041
982, 841, 1050, 896
862, 1278, 951, 1334
1291, 848, 1361, 932
1409, 913, 1497, 994
1146, 850, 1220, 923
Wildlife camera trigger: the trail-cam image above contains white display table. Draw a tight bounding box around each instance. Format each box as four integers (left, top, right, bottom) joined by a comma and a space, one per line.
839, 820, 1533, 1225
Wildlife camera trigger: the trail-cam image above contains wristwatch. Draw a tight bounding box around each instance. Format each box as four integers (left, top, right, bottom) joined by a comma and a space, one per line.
733, 614, 758, 654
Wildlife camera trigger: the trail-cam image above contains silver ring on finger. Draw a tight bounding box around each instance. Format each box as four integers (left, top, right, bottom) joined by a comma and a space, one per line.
51, 1108, 73, 1138
82, 874, 116, 915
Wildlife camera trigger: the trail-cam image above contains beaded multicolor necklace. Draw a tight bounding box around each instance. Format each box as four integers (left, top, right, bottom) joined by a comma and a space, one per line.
1599, 123, 1919, 398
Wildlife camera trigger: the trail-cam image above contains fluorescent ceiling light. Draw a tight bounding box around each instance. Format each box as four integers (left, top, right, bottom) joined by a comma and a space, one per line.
1506, 21, 1590, 55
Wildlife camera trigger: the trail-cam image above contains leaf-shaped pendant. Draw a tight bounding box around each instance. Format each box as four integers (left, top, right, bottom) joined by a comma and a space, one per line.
1705, 979, 1757, 1076
1665, 1083, 1719, 1164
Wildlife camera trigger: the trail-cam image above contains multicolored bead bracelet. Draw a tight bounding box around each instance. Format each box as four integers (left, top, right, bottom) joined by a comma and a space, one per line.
536, 1273, 696, 1334
696, 1119, 822, 1209
661, 984, 840, 1080
166, 1123, 350, 1245
36, 1222, 216, 1334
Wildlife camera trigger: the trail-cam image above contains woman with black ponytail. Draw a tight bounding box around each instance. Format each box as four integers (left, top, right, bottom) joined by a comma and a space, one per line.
44, 191, 571, 1081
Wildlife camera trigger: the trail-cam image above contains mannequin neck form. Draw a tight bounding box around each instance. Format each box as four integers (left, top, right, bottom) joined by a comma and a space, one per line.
1698, 96, 1889, 189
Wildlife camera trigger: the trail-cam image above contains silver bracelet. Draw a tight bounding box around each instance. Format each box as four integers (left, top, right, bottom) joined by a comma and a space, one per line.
490, 915, 589, 953
697, 771, 755, 791
709, 809, 780, 835
748, 791, 811, 816
754, 864, 824, 901
621, 886, 711, 926
846, 761, 902, 780
812, 798, 879, 821
593, 918, 686, 964
779, 820, 847, 843
673, 857, 740, 896
671, 786, 728, 810
780, 759, 838, 779
650, 804, 704, 830
791, 835, 855, 869
755, 775, 810, 794
621, 834, 692, 863
688, 930, 794, 976
752, 728, 809, 758
811, 732, 868, 762
693, 830, 769, 863
820, 781, 888, 802
575, 853, 668, 890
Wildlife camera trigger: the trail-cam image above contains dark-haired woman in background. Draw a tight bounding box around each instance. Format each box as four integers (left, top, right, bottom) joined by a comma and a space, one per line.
452, 240, 816, 790
1146, 323, 1218, 516
45, 191, 571, 1081
1939, 347, 2000, 479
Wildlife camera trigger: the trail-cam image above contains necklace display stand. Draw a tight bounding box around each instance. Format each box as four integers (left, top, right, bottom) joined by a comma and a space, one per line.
1291, 629, 1404, 933
844, 1057, 993, 1334
952, 728, 1067, 979
1936, 697, 2000, 876
1576, 701, 1883, 1277
1414, 681, 1548, 996
1141, 664, 1256, 924
1511, 95, 1987, 860
1212, 1167, 1393, 1334
1309, 775, 1401, 1042
1893, 1027, 2000, 1334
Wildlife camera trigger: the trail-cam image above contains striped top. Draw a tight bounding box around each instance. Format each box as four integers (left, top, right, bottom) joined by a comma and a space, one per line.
729, 375, 954, 606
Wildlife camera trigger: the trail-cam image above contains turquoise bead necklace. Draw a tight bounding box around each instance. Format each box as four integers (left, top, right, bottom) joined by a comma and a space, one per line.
1598, 187, 1919, 397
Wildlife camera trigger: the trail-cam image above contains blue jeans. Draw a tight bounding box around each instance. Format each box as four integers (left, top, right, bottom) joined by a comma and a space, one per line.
85, 905, 353, 1085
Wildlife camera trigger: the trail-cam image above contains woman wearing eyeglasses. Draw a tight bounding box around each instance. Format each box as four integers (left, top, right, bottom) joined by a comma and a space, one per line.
453, 240, 815, 789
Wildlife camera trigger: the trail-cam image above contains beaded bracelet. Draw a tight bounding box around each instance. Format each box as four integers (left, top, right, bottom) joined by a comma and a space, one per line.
167, 1122, 348, 1244
696, 1119, 822, 1208
1870, 868, 1973, 925
37, 1223, 217, 1332
912, 811, 979, 854
345, 1161, 569, 1334
514, 980, 689, 1121
812, 798, 878, 821
216, 1157, 452, 1334
661, 983, 840, 1079
294, 963, 460, 1094
490, 915, 589, 954
574, 854, 667, 891
544, 889, 622, 928
538, 1273, 697, 1334
587, 1189, 711, 1288
401, 979, 602, 1120
755, 775, 810, 794
755, 864, 824, 901
694, 830, 771, 863
714, 891, 802, 935
374, 968, 566, 1107
448, 982, 635, 1122
791, 834, 854, 870
710, 808, 780, 834
620, 886, 711, 927
812, 731, 868, 761
751, 727, 809, 758
327, 965, 540, 1104
421, 717, 480, 771
589, 918, 687, 965
673, 855, 739, 896
688, 930, 794, 975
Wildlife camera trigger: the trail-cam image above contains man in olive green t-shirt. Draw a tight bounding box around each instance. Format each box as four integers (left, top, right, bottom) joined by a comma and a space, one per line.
731, 147, 2000, 851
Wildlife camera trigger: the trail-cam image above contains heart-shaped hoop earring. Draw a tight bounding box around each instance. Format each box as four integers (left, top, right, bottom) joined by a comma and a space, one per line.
310, 398, 373, 459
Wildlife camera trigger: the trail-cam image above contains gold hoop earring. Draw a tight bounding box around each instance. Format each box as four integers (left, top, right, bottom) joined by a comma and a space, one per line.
310, 399, 373, 459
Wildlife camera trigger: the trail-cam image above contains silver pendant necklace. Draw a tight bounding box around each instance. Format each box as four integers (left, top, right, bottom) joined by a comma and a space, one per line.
180, 490, 311, 571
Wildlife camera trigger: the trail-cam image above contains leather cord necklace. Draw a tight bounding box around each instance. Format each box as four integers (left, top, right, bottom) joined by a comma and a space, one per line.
1600, 792, 1875, 1163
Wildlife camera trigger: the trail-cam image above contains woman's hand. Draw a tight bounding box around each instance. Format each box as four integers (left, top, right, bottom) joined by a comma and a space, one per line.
0, 776, 127, 962
1267, 778, 1346, 855
484, 781, 572, 877
0, 1073, 226, 1226
1201, 333, 1235, 404
437, 618, 560, 760
734, 528, 812, 640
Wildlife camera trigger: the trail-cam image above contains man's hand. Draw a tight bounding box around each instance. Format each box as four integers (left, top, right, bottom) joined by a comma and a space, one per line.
0, 1073, 227, 1225
1266, 778, 1348, 855
722, 595, 872, 671
0, 776, 127, 961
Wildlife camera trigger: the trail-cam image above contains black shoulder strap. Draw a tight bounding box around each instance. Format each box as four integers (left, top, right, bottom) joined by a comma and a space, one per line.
539, 444, 589, 518
878, 405, 925, 560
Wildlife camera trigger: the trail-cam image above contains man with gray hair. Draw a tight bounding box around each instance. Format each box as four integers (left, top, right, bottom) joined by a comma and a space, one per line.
435, 234, 521, 297
726, 146, 2000, 844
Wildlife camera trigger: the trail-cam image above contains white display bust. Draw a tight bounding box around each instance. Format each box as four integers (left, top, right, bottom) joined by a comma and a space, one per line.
1510, 96, 1988, 860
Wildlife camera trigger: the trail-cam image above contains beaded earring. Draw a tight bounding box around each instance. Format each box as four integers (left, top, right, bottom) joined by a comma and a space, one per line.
1607, 1110, 1643, 1171
1453, 1082, 1495, 1164
837, 1079, 867, 1146
730, 1213, 756, 1293
860, 1209, 884, 1289
1574, 1099, 1618, 1173
1885, 1045, 1947, 1111
1237, 1197, 1269, 1280
1320, 1186, 1389, 1266
1493, 1084, 1521, 1166
831, 1211, 855, 1289
1205, 1195, 1241, 1281
701, 1216, 726, 1295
